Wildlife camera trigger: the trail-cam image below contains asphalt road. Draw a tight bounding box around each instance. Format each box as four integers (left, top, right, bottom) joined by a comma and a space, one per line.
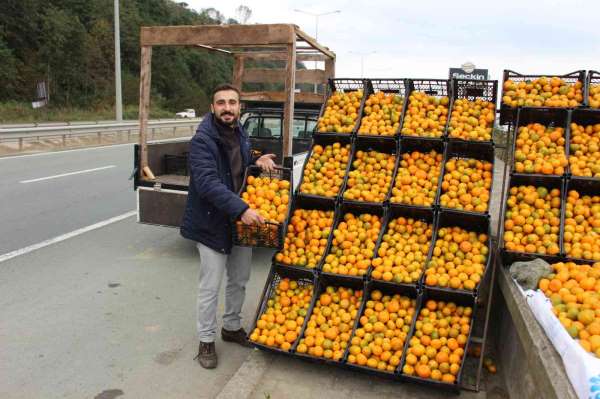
0, 144, 136, 255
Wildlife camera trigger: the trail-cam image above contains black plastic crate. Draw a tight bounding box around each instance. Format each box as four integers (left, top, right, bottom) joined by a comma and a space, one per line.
399, 289, 477, 392
233, 166, 292, 249
562, 178, 600, 263
498, 174, 565, 263
499, 70, 586, 125
568, 109, 600, 181
295, 134, 353, 203
356, 79, 408, 138
447, 79, 498, 144
314, 78, 367, 137
248, 264, 317, 354
511, 107, 570, 178
163, 153, 188, 176
293, 273, 367, 365
369, 205, 436, 291
421, 210, 492, 297
390, 137, 446, 209
273, 195, 338, 272
342, 280, 419, 378
439, 141, 495, 216
319, 202, 386, 280
400, 79, 451, 140
586, 70, 600, 108
341, 139, 398, 206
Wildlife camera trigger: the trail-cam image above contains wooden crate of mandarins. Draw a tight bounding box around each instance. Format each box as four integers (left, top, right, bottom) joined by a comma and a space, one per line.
249, 265, 315, 353
512, 108, 570, 177
316, 78, 366, 135
400, 290, 476, 390
448, 79, 497, 143
499, 69, 586, 125
587, 71, 600, 109
569, 109, 600, 179
234, 166, 292, 248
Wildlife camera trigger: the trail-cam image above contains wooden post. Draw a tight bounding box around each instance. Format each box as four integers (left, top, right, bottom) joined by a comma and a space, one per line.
232, 54, 244, 89
325, 56, 335, 93
138, 46, 152, 178
282, 41, 296, 158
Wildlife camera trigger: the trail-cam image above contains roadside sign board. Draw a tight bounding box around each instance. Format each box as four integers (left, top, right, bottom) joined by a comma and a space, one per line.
449, 68, 488, 80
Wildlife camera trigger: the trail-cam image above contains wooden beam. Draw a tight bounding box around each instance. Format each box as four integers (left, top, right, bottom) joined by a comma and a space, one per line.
194, 44, 232, 54
242, 68, 326, 84
294, 27, 336, 59
240, 52, 328, 62
240, 91, 325, 103
325, 57, 335, 81
282, 42, 296, 158
141, 24, 295, 46
138, 46, 152, 178
232, 55, 244, 89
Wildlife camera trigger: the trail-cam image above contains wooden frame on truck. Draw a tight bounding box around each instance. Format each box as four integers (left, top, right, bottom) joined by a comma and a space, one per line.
137, 23, 335, 181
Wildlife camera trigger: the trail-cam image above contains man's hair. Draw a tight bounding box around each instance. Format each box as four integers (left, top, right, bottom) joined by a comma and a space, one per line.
211, 83, 240, 103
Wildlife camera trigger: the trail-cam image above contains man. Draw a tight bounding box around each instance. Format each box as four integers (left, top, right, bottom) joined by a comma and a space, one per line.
180, 83, 276, 369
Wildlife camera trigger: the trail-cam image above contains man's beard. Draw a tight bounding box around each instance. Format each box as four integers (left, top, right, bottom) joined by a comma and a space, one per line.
216, 111, 237, 127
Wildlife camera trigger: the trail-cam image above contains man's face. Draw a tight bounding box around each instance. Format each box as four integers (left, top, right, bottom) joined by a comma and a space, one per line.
211, 89, 240, 126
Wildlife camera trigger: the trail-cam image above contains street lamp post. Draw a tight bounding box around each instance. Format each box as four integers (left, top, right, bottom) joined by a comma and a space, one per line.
294, 9, 340, 93
114, 0, 123, 122
349, 51, 376, 78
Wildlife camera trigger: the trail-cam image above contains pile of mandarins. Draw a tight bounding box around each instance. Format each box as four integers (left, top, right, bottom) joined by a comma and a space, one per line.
401, 92, 449, 138
317, 90, 364, 133
358, 92, 403, 136
539, 261, 600, 356
403, 299, 472, 384
502, 77, 584, 107
569, 122, 600, 178
503, 185, 561, 255
296, 286, 362, 361
347, 290, 416, 372
424, 226, 488, 291
240, 175, 290, 223
343, 150, 396, 202
275, 209, 334, 268
514, 123, 568, 175
447, 98, 495, 141
589, 83, 600, 109
371, 217, 433, 284
440, 158, 493, 213
322, 213, 382, 276
300, 142, 351, 197
250, 278, 313, 351
563, 190, 600, 261
390, 150, 443, 207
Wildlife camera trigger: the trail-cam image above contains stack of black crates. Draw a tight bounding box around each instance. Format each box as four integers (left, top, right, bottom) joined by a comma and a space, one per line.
250, 77, 500, 392
498, 70, 600, 268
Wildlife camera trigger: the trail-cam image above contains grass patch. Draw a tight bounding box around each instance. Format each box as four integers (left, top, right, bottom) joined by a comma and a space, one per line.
0, 101, 174, 123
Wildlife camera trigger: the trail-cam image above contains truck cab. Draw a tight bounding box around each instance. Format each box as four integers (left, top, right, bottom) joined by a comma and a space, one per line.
134, 101, 319, 228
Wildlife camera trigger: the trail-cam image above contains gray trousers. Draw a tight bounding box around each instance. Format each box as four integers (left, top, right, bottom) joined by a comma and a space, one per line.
196, 243, 252, 343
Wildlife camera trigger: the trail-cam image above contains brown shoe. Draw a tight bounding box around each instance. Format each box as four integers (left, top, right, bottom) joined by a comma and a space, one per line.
195, 341, 218, 369
221, 327, 252, 348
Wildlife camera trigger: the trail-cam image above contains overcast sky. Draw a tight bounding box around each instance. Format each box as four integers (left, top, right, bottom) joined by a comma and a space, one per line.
185, 0, 600, 81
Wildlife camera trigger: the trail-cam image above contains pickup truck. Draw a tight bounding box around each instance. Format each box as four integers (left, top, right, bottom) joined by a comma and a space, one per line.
175, 109, 196, 118
134, 101, 320, 227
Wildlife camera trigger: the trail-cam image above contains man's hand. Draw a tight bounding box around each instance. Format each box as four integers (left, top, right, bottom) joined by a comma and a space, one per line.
241, 208, 265, 225
256, 154, 276, 173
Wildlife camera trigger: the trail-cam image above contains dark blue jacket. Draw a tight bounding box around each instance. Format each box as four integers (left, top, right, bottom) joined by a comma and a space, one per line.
180, 114, 254, 254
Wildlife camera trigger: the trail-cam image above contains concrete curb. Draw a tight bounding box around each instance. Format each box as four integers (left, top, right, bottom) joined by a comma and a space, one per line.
215, 349, 271, 399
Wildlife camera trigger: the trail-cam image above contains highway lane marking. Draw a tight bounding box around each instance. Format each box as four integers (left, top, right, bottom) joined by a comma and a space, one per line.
0, 137, 193, 160
0, 210, 136, 263
20, 165, 117, 183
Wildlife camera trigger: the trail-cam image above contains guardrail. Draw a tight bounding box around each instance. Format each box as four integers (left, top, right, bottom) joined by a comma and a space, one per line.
0, 119, 201, 150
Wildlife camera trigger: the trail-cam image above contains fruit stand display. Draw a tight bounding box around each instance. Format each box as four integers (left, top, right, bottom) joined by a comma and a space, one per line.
248, 71, 600, 393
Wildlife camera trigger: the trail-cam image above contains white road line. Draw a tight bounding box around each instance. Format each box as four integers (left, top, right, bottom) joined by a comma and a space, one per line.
0, 210, 136, 263
0, 136, 192, 161
20, 165, 116, 183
